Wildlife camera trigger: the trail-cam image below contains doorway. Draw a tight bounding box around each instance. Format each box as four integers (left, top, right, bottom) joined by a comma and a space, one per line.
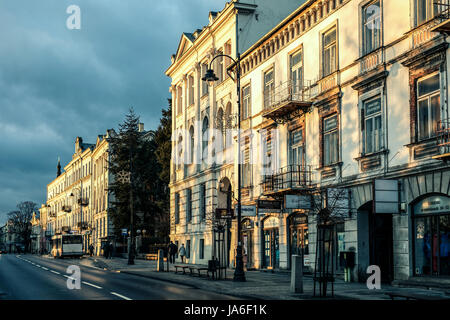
369, 213, 394, 283
264, 228, 279, 269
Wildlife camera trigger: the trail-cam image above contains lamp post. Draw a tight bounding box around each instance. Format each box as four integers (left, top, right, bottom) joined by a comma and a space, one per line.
202, 52, 246, 282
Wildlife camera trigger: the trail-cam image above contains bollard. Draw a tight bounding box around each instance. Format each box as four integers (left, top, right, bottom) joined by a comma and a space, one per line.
290, 255, 303, 293
157, 249, 164, 272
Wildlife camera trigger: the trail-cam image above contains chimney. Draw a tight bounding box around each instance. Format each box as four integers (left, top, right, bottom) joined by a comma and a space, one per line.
138, 123, 144, 132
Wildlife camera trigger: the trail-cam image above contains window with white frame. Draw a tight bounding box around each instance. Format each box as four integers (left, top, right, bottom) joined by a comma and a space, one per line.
362, 0, 381, 55
242, 84, 251, 120
290, 50, 303, 94
263, 68, 274, 109
322, 27, 337, 77
361, 96, 383, 154
262, 128, 273, 175
290, 129, 304, 167
417, 73, 441, 140
323, 114, 339, 166
416, 0, 440, 26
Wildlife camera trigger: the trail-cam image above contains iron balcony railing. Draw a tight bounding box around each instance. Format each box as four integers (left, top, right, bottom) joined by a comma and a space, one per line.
436, 0, 450, 21
261, 164, 313, 194
263, 80, 315, 112
437, 119, 450, 154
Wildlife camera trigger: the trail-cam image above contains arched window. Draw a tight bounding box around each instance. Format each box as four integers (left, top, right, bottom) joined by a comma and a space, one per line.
202, 117, 209, 161
189, 126, 194, 164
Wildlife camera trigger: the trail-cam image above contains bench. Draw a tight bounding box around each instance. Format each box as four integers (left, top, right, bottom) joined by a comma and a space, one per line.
174, 265, 190, 274
188, 266, 210, 277
385, 291, 450, 300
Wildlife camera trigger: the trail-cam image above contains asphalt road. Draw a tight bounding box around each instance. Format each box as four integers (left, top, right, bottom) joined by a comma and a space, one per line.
0, 254, 240, 300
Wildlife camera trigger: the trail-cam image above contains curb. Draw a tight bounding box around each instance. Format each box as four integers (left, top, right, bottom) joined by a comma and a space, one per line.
118, 270, 266, 300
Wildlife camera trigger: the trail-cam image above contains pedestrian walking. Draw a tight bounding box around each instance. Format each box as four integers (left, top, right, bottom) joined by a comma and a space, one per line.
179, 244, 186, 263
89, 244, 94, 257
167, 241, 177, 264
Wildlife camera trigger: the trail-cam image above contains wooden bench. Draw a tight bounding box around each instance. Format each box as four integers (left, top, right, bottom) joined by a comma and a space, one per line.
188, 266, 210, 277
385, 291, 450, 300
174, 265, 189, 274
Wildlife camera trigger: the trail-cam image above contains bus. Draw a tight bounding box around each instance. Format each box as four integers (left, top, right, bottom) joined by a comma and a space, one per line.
51, 234, 83, 258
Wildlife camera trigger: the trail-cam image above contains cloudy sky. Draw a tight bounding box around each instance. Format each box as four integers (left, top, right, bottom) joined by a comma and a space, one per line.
0, 0, 226, 224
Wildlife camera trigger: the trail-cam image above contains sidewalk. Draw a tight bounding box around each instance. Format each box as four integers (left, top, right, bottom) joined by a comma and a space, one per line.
79, 256, 450, 300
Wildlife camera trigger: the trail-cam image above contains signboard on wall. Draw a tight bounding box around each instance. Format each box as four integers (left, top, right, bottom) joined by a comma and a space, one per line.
240, 205, 257, 217
285, 194, 312, 210
413, 195, 450, 215
215, 208, 234, 219
257, 199, 282, 209
374, 179, 399, 214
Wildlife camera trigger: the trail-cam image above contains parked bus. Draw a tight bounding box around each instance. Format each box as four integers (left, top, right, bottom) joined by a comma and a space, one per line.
51, 234, 83, 258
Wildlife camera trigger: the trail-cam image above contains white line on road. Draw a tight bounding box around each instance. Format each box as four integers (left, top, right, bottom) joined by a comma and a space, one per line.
82, 281, 102, 289
41, 267, 49, 270
110, 292, 132, 300
50, 270, 60, 275
35, 265, 41, 267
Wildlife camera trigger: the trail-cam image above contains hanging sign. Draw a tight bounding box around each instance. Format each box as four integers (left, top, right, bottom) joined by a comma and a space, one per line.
240, 205, 256, 217
374, 179, 399, 214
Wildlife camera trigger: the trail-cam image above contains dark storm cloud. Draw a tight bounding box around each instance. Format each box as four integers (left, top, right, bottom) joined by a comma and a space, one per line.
0, 0, 226, 224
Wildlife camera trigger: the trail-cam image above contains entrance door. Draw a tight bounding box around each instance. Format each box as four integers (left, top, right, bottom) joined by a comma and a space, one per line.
370, 214, 393, 282
242, 231, 253, 270
264, 229, 279, 269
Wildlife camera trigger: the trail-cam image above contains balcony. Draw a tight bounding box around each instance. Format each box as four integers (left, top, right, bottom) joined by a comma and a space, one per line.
62, 205, 71, 213
359, 48, 384, 74
262, 80, 314, 123
433, 119, 450, 161
430, 1, 450, 34
261, 165, 313, 196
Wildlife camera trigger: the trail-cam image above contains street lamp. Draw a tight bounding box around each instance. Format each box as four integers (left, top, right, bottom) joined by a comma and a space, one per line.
202, 52, 246, 282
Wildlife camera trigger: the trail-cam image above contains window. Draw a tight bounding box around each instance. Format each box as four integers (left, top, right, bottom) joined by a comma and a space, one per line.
189, 126, 194, 164
186, 240, 191, 259
262, 128, 273, 175
417, 73, 441, 140
202, 117, 209, 161
199, 239, 204, 259
186, 189, 192, 222
361, 96, 383, 154
188, 75, 194, 106
290, 50, 303, 94
217, 50, 224, 83
177, 135, 183, 169
323, 114, 339, 166
263, 69, 274, 109
242, 84, 251, 120
290, 129, 304, 166
362, 0, 381, 54
416, 0, 440, 26
322, 27, 337, 77
201, 63, 209, 96
175, 193, 180, 224
224, 42, 232, 79
177, 86, 183, 115
200, 183, 206, 220
241, 137, 252, 188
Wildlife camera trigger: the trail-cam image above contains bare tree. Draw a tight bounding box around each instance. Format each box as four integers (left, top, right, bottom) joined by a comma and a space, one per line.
7, 201, 38, 253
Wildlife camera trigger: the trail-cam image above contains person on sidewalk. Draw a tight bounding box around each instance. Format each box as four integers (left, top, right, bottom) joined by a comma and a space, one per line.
179, 244, 186, 263
109, 242, 114, 259
167, 241, 177, 264
89, 244, 94, 257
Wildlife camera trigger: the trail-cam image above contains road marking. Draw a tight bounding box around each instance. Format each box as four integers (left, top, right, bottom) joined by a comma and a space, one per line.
50, 270, 60, 275
36, 265, 41, 267
63, 275, 76, 280
41, 267, 49, 270
110, 292, 132, 300
82, 281, 102, 289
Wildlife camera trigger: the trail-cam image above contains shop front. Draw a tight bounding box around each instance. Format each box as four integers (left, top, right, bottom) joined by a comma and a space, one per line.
412, 194, 450, 277
288, 212, 310, 269
262, 215, 280, 269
